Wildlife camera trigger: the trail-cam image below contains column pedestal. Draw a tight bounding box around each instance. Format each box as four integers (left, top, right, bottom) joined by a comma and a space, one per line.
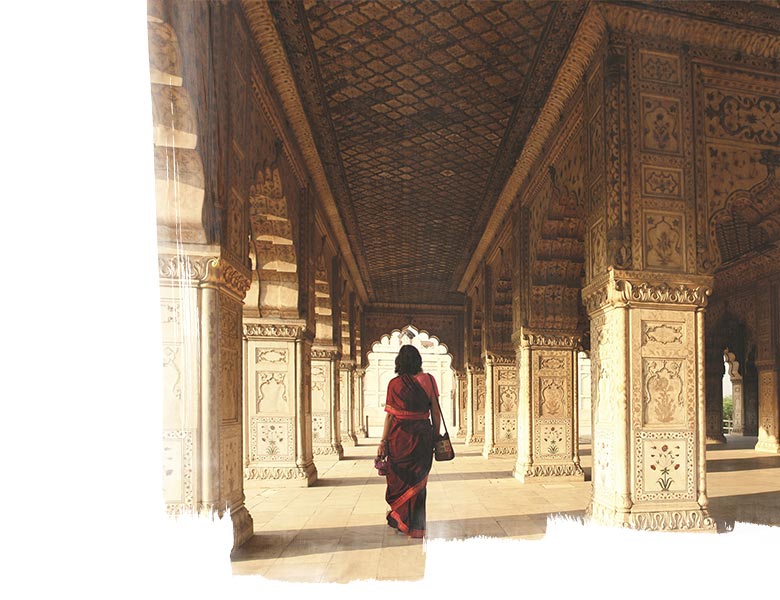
340, 363, 358, 447
243, 318, 318, 487
311, 347, 344, 458
456, 372, 467, 438
465, 365, 485, 445
513, 332, 583, 482
705, 365, 727, 444
159, 248, 254, 547
483, 354, 518, 457
583, 270, 715, 531
355, 367, 367, 437
755, 365, 780, 453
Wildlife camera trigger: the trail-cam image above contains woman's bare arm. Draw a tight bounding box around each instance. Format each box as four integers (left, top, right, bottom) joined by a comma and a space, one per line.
377, 413, 392, 457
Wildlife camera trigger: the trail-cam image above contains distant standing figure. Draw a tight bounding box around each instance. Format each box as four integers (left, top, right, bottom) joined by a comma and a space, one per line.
376, 345, 442, 538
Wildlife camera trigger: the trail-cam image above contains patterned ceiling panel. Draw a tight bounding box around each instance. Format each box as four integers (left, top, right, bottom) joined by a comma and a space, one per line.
266, 0, 586, 305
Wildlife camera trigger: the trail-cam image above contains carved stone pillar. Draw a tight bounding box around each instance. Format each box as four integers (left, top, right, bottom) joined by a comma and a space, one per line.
755, 283, 780, 453
483, 354, 517, 457
311, 347, 344, 458
583, 270, 715, 531
355, 367, 367, 437
513, 333, 583, 482
243, 319, 317, 487
159, 249, 254, 546
465, 365, 485, 445
456, 371, 468, 437
705, 352, 726, 443
729, 359, 745, 436
756, 366, 780, 453
340, 361, 357, 447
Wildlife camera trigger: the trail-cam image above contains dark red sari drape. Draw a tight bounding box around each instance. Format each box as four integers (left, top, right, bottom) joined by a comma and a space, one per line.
383, 373, 435, 538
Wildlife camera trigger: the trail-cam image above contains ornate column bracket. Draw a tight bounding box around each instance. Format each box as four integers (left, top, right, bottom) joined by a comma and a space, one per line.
159, 251, 251, 302
243, 320, 313, 342
582, 268, 713, 316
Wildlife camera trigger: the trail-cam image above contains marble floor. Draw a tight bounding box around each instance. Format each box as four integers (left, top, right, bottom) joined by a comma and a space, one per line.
230, 434, 780, 583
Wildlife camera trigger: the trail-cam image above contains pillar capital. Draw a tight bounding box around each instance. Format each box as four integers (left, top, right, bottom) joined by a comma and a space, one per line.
243, 319, 314, 342
311, 346, 341, 361
521, 331, 582, 350
583, 268, 713, 315
158, 247, 252, 302
483, 352, 515, 365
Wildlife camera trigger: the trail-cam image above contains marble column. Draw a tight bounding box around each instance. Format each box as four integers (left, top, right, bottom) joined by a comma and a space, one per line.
243, 319, 317, 487
756, 366, 780, 453
755, 283, 780, 453
583, 270, 716, 531
483, 353, 518, 457
465, 364, 485, 445
159, 249, 254, 546
705, 352, 727, 443
355, 367, 367, 437
340, 361, 357, 447
513, 332, 583, 482
311, 347, 344, 458
456, 371, 468, 438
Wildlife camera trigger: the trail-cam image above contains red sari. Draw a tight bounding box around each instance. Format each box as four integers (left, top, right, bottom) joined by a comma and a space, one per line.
383, 373, 438, 538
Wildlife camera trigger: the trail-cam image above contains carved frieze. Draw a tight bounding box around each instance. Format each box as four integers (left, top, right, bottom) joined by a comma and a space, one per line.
243, 322, 311, 340
583, 270, 713, 314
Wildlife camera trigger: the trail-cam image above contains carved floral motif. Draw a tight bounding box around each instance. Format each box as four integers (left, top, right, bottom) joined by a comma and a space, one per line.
642, 96, 681, 154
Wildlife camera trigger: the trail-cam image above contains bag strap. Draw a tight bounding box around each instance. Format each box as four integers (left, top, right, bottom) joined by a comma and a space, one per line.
426, 373, 449, 437
407, 373, 449, 436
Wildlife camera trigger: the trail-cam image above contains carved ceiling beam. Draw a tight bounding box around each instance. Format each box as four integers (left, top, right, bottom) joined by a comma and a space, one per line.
457, 3, 607, 294
240, 0, 369, 305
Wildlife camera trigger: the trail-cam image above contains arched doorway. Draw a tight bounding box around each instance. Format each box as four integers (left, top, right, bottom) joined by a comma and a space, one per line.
364, 325, 455, 437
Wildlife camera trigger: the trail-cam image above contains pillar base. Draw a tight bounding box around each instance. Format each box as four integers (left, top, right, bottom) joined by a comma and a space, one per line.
314, 443, 344, 459
466, 435, 484, 446
706, 434, 727, 445
512, 461, 584, 483
341, 434, 358, 447
483, 445, 517, 458
244, 462, 318, 487
755, 438, 780, 453
587, 500, 716, 532
230, 505, 254, 550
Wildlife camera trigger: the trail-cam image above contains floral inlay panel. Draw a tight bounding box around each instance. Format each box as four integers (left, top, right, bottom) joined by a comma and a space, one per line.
250, 416, 294, 462
636, 431, 695, 502
644, 211, 684, 271
641, 95, 681, 154
535, 419, 572, 460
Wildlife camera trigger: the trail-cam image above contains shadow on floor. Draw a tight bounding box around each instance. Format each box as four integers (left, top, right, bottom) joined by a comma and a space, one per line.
707, 490, 780, 532
312, 476, 384, 487
232, 509, 588, 563
706, 455, 780, 473
707, 436, 759, 451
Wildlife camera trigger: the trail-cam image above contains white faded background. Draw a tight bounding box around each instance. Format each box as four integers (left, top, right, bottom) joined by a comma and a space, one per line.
2, 2, 776, 599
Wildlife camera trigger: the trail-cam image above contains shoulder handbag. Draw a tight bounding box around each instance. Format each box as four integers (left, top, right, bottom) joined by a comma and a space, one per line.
427, 374, 455, 461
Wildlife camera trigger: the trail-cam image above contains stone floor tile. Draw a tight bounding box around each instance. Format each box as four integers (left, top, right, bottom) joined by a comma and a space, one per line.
234, 435, 780, 581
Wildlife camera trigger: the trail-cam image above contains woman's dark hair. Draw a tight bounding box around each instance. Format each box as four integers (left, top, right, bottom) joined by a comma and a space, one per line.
395, 344, 423, 375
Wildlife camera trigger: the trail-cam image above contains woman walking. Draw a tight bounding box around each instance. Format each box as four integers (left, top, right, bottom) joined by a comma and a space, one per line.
376, 345, 442, 538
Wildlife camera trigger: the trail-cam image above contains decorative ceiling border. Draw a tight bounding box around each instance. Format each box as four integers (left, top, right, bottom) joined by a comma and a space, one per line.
240, 0, 370, 304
